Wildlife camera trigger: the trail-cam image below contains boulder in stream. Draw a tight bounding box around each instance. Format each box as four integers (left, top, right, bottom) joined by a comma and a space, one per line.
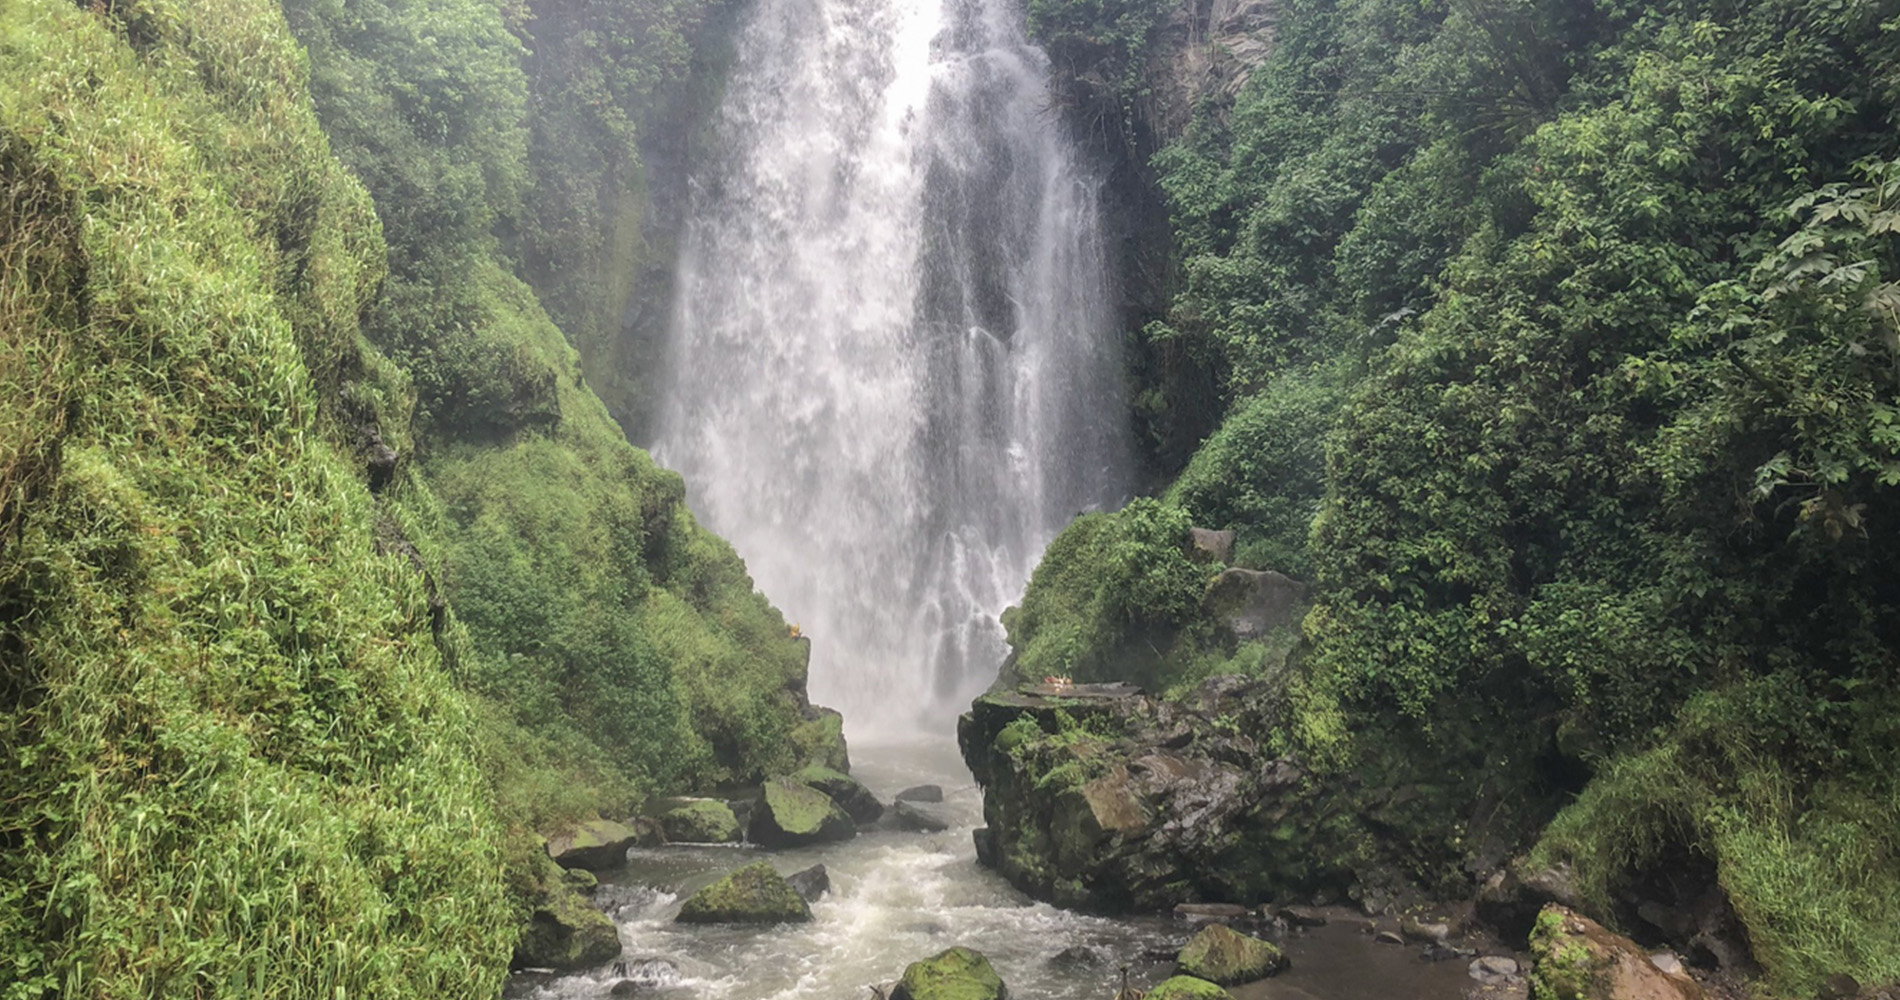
1530, 905, 1705, 1000
896, 784, 944, 803
748, 778, 856, 848
891, 946, 1007, 1000
514, 852, 621, 971
653, 798, 743, 844
786, 863, 830, 903
675, 860, 812, 924
791, 764, 884, 824
1175, 923, 1287, 984
1146, 975, 1233, 1000
547, 817, 643, 871
892, 800, 951, 832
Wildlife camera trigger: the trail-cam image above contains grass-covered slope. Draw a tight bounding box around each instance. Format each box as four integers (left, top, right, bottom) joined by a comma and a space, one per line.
1011, 0, 1900, 990
0, 1, 510, 994
280, 0, 829, 822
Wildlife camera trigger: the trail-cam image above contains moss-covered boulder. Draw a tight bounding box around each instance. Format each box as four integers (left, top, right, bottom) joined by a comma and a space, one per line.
749, 778, 856, 848
655, 798, 743, 843
515, 854, 621, 971
891, 946, 1007, 1000
674, 861, 812, 924
791, 708, 851, 773
1146, 976, 1232, 1000
548, 818, 642, 870
1176, 923, 1287, 984
793, 765, 885, 824
1530, 905, 1705, 1000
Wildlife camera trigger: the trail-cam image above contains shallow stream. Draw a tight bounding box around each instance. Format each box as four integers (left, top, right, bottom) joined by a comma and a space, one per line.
506, 741, 1481, 1000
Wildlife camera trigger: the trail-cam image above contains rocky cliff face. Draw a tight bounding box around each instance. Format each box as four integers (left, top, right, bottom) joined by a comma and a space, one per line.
1138, 0, 1278, 141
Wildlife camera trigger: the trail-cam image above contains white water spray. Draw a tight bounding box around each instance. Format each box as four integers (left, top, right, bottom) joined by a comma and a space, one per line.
654, 0, 1130, 731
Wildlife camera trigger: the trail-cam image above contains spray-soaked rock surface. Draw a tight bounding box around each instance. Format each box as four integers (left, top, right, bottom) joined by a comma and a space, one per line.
505, 742, 1482, 1000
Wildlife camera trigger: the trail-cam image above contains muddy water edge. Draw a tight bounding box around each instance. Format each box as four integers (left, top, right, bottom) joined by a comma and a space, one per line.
506, 741, 1499, 1000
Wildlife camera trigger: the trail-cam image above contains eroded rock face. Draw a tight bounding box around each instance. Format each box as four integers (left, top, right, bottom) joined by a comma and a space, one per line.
1530, 905, 1706, 1000
675, 861, 812, 924
891, 946, 1008, 1000
957, 681, 1334, 911
1143, 0, 1281, 141
1202, 568, 1307, 641
748, 778, 855, 848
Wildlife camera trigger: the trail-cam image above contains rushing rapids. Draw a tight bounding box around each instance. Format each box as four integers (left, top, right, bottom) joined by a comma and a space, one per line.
653, 0, 1132, 729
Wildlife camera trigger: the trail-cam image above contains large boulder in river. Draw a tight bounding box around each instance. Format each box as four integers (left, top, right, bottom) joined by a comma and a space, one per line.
675, 861, 812, 924
790, 704, 851, 773
1530, 905, 1705, 1000
748, 778, 855, 847
892, 946, 1007, 1000
893, 800, 952, 832
514, 852, 621, 971
1176, 924, 1287, 984
653, 798, 742, 844
896, 784, 944, 803
1147, 976, 1233, 1000
786, 863, 830, 903
547, 817, 642, 870
791, 765, 884, 824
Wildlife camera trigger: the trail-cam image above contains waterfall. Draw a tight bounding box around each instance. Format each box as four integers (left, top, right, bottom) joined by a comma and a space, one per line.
653, 0, 1130, 732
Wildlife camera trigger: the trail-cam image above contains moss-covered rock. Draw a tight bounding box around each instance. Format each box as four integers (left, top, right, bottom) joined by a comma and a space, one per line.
1175, 924, 1287, 984
891, 946, 1007, 1000
1145, 976, 1232, 1000
792, 765, 884, 825
1529, 905, 1705, 1000
674, 861, 811, 924
548, 818, 641, 870
749, 779, 855, 848
515, 854, 621, 971
655, 799, 742, 843
791, 708, 851, 773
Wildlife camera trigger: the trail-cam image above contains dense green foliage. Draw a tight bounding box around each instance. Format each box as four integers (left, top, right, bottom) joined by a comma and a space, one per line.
0, 1, 510, 993
1018, 0, 1900, 989
278, 0, 821, 821
2, 0, 825, 992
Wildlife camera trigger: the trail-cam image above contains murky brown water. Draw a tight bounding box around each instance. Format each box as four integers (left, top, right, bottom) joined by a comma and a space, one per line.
507, 740, 1494, 1000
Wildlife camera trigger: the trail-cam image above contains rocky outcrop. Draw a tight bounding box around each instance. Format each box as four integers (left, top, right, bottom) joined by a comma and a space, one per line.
675, 861, 812, 924
1175, 924, 1287, 984
1189, 527, 1236, 564
791, 765, 884, 825
1202, 568, 1306, 641
547, 818, 644, 870
651, 798, 743, 844
1530, 906, 1705, 1000
1141, 0, 1279, 140
892, 947, 1007, 1000
514, 853, 621, 971
790, 705, 851, 774
748, 778, 856, 848
958, 680, 1341, 911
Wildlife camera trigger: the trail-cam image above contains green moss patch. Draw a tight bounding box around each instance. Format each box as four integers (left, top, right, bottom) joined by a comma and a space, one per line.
675, 861, 810, 924
1176, 923, 1287, 984
892, 946, 1007, 1000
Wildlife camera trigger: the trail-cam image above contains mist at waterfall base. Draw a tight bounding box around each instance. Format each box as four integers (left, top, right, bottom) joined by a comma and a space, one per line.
652, 0, 1131, 735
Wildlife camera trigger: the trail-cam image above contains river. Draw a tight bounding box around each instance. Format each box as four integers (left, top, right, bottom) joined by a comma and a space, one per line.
505, 741, 1480, 1000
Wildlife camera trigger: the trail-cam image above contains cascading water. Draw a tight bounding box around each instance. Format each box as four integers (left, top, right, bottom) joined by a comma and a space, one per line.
654, 0, 1131, 728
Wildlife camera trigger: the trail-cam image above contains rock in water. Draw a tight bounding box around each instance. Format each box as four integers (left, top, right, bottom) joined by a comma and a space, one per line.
514, 854, 621, 971
791, 764, 885, 824
654, 798, 743, 843
1530, 905, 1705, 1000
1146, 976, 1233, 1000
786, 863, 830, 903
547, 818, 642, 870
675, 860, 812, 924
896, 784, 945, 803
893, 800, 953, 832
1175, 923, 1288, 985
748, 778, 855, 847
891, 946, 1007, 1000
